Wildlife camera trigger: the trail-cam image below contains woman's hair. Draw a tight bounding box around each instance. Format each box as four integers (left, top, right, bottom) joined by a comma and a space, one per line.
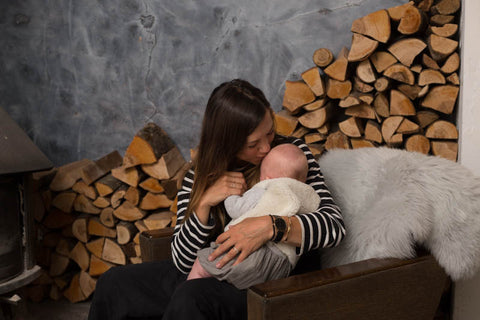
185, 79, 273, 236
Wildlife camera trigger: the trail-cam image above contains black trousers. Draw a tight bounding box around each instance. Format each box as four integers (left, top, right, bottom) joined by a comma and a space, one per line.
88, 260, 247, 320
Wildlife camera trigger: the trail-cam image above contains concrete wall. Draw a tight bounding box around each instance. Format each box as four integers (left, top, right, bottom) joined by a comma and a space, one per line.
0, 0, 403, 166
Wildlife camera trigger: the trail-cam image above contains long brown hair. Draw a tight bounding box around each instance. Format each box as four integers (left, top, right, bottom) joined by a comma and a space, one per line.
185, 79, 273, 237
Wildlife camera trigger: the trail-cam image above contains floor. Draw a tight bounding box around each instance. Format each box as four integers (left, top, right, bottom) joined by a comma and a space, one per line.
2, 298, 91, 320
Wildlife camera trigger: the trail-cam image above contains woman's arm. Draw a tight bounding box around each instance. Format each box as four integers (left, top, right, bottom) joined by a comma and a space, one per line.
171, 169, 247, 274
290, 138, 346, 254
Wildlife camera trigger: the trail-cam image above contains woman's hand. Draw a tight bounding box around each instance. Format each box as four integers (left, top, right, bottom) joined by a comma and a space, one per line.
208, 216, 273, 268
194, 172, 247, 224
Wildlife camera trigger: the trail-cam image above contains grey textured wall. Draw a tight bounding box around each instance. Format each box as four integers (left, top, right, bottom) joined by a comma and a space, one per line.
0, 0, 404, 166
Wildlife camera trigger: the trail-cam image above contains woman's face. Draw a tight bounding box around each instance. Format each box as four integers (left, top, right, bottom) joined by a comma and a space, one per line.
236, 111, 275, 165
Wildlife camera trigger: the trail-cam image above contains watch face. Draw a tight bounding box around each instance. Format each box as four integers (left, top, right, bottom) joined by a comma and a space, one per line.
274, 216, 287, 231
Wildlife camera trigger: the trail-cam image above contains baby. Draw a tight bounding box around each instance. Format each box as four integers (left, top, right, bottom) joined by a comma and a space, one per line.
187, 143, 320, 289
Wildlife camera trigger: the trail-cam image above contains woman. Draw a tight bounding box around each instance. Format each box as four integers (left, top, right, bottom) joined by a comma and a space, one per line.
88, 79, 345, 320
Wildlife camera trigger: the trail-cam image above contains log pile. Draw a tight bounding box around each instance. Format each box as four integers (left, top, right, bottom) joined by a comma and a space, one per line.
24, 123, 189, 303
276, 0, 461, 161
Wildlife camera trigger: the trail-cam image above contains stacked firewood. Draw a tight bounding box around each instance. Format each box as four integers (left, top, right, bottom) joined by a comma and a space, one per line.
25, 123, 189, 303
276, 0, 460, 161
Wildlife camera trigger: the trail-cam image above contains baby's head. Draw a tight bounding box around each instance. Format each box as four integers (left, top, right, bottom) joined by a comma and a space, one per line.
260, 144, 308, 182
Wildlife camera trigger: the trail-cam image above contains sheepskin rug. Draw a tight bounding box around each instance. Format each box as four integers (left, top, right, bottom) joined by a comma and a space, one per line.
318, 147, 480, 281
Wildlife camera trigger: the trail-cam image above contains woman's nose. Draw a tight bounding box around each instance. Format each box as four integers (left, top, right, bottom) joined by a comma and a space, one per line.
259, 140, 270, 153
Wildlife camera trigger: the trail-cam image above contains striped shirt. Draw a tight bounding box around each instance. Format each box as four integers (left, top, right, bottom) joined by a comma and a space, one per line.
171, 137, 346, 274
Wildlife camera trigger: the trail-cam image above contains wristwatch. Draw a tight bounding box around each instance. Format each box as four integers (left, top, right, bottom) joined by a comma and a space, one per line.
271, 215, 287, 243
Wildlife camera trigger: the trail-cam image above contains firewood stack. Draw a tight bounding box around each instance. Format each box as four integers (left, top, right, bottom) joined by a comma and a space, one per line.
276, 0, 461, 161
25, 123, 189, 303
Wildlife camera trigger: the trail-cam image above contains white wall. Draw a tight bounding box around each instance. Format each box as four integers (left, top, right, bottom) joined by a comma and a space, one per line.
453, 0, 480, 318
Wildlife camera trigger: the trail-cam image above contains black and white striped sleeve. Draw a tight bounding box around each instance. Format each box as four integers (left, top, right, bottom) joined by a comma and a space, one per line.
171, 169, 214, 274
290, 138, 346, 255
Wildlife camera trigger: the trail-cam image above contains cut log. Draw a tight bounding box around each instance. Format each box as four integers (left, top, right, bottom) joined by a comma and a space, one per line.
49, 159, 91, 192
387, 38, 427, 67
431, 141, 458, 161
43, 208, 75, 230
374, 77, 390, 92
326, 79, 352, 99
89, 255, 115, 277
52, 192, 77, 213
63, 273, 86, 303
370, 51, 397, 73
114, 201, 147, 221
140, 193, 174, 210
304, 133, 326, 144
324, 131, 350, 150
417, 0, 434, 12
351, 139, 375, 149
81, 150, 123, 185
422, 54, 440, 70
42, 232, 61, 248
143, 211, 175, 230
324, 47, 350, 81
298, 102, 333, 129
364, 120, 383, 143
72, 215, 89, 243
358, 93, 374, 105
111, 185, 128, 208
123, 123, 175, 168
345, 103, 376, 119
339, 117, 364, 138
353, 77, 374, 93
100, 207, 116, 228
56, 238, 75, 257
425, 120, 458, 139
430, 15, 455, 26
69, 242, 90, 271
317, 123, 330, 135
116, 222, 138, 245
410, 64, 422, 73
282, 81, 316, 113
134, 220, 148, 233
387, 2, 414, 21
348, 33, 379, 62
292, 126, 310, 139
72, 181, 97, 200
49, 285, 63, 301
139, 177, 165, 194
141, 147, 186, 180
431, 0, 461, 15
427, 34, 458, 61
415, 110, 440, 128
93, 196, 110, 208
431, 23, 458, 38
303, 98, 328, 111
102, 238, 126, 265
125, 186, 141, 206
396, 118, 420, 134
313, 48, 334, 67
446, 73, 459, 85
351, 9, 390, 43
381, 116, 404, 143
275, 109, 298, 137
356, 59, 376, 83
397, 5, 425, 35
79, 271, 97, 299
94, 173, 124, 197
301, 67, 325, 96
111, 166, 140, 187
49, 253, 70, 277
418, 85, 430, 98
383, 64, 415, 85
88, 217, 117, 238
440, 52, 460, 74
74, 194, 101, 214
373, 93, 390, 118
421, 85, 459, 114
405, 135, 430, 154
85, 237, 105, 259
390, 90, 416, 116
339, 95, 361, 108
418, 69, 446, 86
397, 84, 421, 100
